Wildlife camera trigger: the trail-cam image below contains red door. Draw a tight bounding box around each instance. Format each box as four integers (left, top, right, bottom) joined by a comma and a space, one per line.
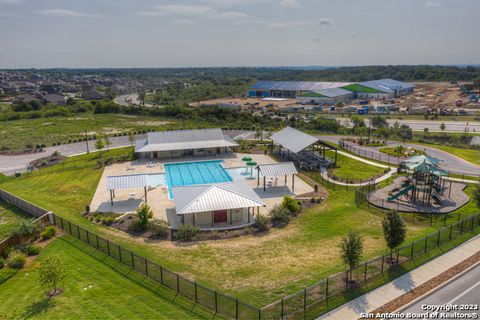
213, 210, 228, 223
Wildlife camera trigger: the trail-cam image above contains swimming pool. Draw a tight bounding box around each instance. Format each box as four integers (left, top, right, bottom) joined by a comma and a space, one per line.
164, 160, 233, 192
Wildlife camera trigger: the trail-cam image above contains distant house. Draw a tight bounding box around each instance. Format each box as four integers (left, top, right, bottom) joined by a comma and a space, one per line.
81, 89, 106, 100
135, 128, 238, 159
13, 92, 45, 104
43, 93, 66, 106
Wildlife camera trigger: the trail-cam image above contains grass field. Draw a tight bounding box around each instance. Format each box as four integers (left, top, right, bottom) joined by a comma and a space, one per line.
0, 150, 452, 304
0, 113, 210, 150
0, 201, 31, 239
326, 150, 386, 181
0, 236, 213, 319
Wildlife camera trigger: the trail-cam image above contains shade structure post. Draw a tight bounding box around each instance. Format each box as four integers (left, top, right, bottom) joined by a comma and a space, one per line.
263, 176, 266, 191
211, 211, 214, 227
248, 208, 251, 223
285, 174, 287, 186
110, 190, 113, 205
292, 174, 295, 193
144, 186, 147, 203
193, 213, 196, 226
257, 168, 260, 188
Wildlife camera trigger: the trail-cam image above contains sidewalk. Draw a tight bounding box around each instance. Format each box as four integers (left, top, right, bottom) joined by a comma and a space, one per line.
318, 234, 480, 320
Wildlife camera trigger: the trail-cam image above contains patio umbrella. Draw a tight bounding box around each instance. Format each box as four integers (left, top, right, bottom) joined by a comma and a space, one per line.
242, 156, 252, 162
246, 161, 257, 177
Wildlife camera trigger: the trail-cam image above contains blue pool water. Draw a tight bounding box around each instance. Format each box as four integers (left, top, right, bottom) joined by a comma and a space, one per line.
164, 161, 233, 195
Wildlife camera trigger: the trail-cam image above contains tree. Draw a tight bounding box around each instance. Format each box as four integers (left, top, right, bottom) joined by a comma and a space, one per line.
137, 204, 153, 227
341, 232, 363, 283
398, 124, 413, 141
423, 127, 429, 137
138, 90, 146, 106
382, 211, 406, 264
440, 122, 446, 132
371, 115, 388, 129
95, 136, 105, 155
473, 184, 480, 209
39, 254, 65, 297
350, 115, 365, 128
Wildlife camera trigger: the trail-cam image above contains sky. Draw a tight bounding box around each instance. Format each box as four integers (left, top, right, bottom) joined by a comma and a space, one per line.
0, 0, 479, 68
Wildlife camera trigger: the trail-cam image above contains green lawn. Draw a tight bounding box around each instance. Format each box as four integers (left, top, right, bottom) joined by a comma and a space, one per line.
0, 113, 210, 150
0, 151, 440, 304
0, 236, 213, 319
326, 150, 386, 181
0, 201, 31, 239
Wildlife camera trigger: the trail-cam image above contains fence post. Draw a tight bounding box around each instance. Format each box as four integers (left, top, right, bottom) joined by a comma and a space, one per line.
236, 298, 239, 320
303, 288, 307, 320
410, 242, 414, 259
364, 261, 368, 283
381, 254, 384, 274
68, 220, 72, 234
194, 282, 198, 303
449, 224, 453, 241
86, 230, 90, 244
437, 231, 441, 246
281, 298, 284, 320
107, 240, 110, 256
325, 278, 329, 311
176, 274, 180, 294
96, 235, 99, 248
424, 236, 428, 253
118, 245, 122, 262
145, 258, 148, 276
460, 220, 464, 235
131, 252, 134, 269
214, 291, 218, 313
60, 217, 64, 229
396, 248, 399, 265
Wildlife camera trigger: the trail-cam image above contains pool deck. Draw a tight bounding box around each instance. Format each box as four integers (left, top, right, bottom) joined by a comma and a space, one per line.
89, 153, 313, 229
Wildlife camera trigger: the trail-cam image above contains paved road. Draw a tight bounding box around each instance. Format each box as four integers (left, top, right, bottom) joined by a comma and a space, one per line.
337, 118, 480, 133
114, 94, 156, 108
317, 135, 480, 176
400, 264, 480, 319
0, 131, 255, 174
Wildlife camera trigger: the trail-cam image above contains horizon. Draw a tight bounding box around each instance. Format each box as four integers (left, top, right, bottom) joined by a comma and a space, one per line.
1, 0, 479, 68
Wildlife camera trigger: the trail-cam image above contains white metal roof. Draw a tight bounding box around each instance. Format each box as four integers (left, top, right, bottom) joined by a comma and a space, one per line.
257, 162, 298, 177
270, 127, 319, 154
107, 174, 148, 190
135, 128, 238, 153
172, 181, 265, 215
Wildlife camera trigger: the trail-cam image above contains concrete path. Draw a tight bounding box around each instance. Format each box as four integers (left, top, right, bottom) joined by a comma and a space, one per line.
318, 235, 480, 320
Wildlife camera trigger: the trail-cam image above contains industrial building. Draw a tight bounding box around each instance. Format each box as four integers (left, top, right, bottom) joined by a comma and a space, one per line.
248, 79, 414, 103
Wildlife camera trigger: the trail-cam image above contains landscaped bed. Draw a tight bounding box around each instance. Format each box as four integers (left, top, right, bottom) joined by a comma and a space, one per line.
325, 150, 387, 182
0, 201, 31, 239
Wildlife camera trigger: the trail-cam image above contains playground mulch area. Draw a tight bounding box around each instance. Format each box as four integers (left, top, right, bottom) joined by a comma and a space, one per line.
368, 177, 469, 214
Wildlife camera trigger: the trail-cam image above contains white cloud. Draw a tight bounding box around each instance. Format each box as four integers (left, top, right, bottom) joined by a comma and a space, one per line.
36, 9, 103, 18
173, 19, 198, 25
210, 11, 251, 19
425, 1, 441, 7
317, 18, 333, 27
279, 0, 300, 8
152, 5, 216, 16
267, 21, 309, 28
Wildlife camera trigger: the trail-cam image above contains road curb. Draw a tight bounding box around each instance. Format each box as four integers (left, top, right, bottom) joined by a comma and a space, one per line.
395, 258, 480, 313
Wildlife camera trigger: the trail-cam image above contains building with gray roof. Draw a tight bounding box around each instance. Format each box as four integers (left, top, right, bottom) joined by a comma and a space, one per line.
135, 128, 239, 160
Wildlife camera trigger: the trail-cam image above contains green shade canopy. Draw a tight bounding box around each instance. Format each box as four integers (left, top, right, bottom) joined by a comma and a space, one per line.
242, 156, 252, 161
246, 161, 257, 166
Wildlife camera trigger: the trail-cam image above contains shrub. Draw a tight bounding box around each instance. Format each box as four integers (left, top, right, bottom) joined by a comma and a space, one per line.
17, 244, 40, 256
148, 219, 170, 239
0, 257, 4, 269
6, 251, 26, 269
40, 226, 56, 240
254, 214, 269, 232
136, 204, 153, 228
127, 219, 145, 233
0, 268, 17, 285
176, 224, 199, 242
281, 196, 301, 215
12, 220, 40, 239
269, 206, 290, 226
101, 217, 115, 226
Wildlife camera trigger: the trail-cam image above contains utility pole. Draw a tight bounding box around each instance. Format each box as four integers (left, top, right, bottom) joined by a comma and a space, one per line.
85, 130, 90, 154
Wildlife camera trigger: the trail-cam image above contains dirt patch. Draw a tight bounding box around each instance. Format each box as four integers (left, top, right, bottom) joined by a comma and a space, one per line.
135, 121, 171, 126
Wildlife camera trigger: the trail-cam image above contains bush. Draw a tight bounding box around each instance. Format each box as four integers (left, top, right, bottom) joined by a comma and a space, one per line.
101, 217, 115, 226
175, 224, 199, 242
17, 244, 40, 256
6, 251, 26, 269
254, 214, 269, 232
269, 206, 290, 226
0, 268, 17, 285
0, 257, 4, 269
40, 226, 56, 240
12, 220, 40, 239
148, 219, 170, 239
127, 219, 145, 233
281, 196, 301, 215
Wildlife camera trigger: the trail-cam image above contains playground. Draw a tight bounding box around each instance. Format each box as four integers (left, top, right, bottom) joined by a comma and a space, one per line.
368, 155, 470, 213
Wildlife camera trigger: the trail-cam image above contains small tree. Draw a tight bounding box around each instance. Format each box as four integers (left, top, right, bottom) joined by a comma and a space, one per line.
382, 210, 406, 264
39, 254, 65, 297
423, 127, 429, 137
95, 137, 105, 155
137, 204, 153, 228
341, 232, 363, 283
440, 122, 446, 132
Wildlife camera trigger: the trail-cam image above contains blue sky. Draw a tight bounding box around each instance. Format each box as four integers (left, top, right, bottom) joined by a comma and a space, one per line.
0, 0, 479, 68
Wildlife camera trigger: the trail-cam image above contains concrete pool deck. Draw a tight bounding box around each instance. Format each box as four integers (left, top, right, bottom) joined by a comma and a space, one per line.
89, 153, 313, 228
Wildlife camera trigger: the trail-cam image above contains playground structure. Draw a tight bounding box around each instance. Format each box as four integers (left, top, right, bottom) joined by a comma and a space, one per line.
367, 155, 470, 213
387, 155, 450, 206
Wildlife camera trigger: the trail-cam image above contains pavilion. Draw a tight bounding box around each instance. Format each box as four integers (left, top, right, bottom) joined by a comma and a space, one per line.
256, 162, 298, 192
107, 174, 149, 205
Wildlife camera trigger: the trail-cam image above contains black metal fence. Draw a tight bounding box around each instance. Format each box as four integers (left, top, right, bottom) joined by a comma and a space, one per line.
260, 212, 480, 319
51, 214, 260, 320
